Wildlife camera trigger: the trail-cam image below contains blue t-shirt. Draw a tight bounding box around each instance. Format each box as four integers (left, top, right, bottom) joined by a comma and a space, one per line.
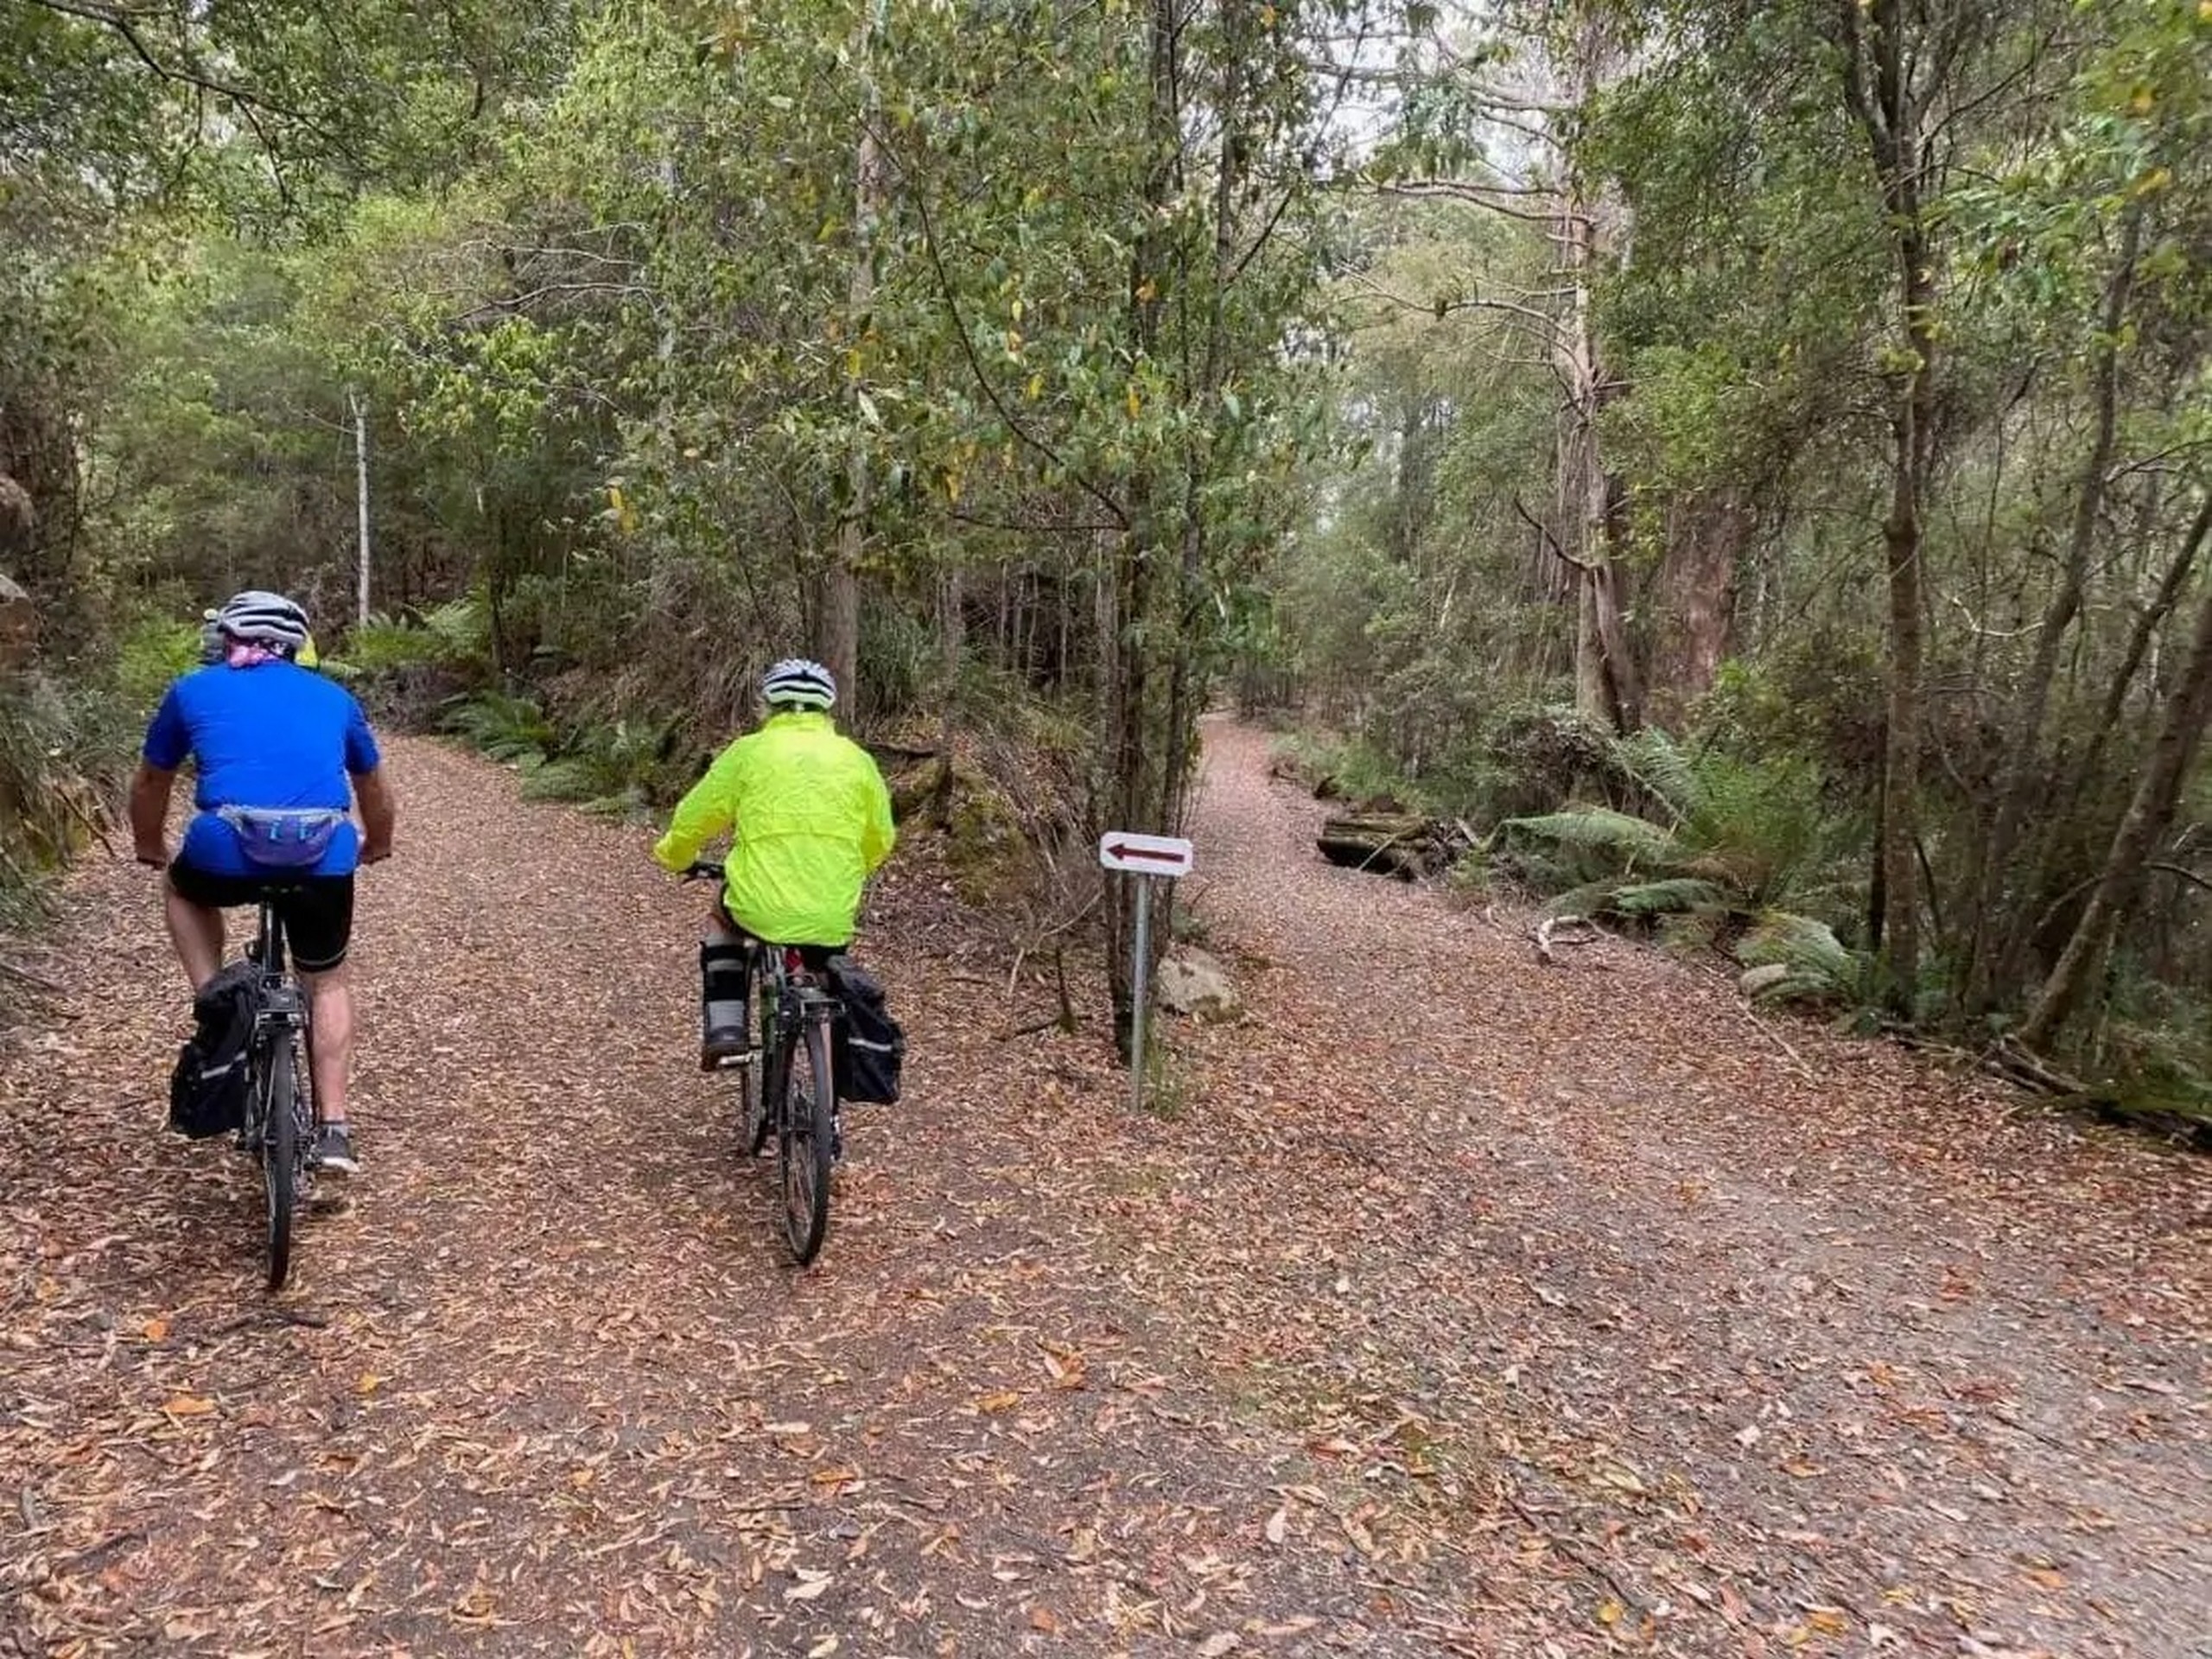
143, 662, 383, 878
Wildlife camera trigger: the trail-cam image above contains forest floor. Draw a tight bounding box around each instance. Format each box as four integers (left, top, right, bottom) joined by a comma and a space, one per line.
2, 717, 2206, 1658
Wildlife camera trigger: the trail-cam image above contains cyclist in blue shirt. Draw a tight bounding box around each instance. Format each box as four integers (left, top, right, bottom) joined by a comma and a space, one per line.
129, 591, 396, 1177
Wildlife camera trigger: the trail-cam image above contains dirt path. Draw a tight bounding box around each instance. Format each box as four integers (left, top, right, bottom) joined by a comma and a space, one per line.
2, 722, 2206, 1658
1130, 719, 2209, 1657
0, 736, 1415, 1657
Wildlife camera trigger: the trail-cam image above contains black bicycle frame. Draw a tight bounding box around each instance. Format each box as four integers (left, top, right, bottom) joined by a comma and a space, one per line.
757, 945, 837, 1087
247, 899, 308, 1119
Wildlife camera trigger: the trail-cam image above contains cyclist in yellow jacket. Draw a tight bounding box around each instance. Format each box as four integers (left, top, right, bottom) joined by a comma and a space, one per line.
652, 658, 895, 1068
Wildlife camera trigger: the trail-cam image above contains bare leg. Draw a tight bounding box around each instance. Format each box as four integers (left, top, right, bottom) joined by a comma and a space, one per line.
300, 966, 354, 1125
164, 887, 225, 991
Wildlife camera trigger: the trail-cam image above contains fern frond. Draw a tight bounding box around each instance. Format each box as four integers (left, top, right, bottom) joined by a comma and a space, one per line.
1610, 728, 1700, 820
1737, 911, 1867, 1003
1611, 877, 1727, 916
442, 691, 553, 763
1543, 877, 1625, 919
1505, 807, 1677, 868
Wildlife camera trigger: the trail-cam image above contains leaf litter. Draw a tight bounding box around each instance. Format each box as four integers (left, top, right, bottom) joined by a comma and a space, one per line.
0, 721, 2202, 1657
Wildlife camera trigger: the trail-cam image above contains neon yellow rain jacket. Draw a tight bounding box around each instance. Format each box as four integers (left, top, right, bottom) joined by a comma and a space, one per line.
652, 709, 895, 945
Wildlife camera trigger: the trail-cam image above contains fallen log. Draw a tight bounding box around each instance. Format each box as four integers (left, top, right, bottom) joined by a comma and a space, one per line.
1316, 813, 1465, 880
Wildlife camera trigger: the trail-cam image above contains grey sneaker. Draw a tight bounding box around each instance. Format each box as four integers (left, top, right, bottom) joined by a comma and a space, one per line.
313, 1122, 359, 1177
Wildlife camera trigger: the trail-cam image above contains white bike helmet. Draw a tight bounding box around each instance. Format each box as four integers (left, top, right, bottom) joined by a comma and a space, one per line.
213, 589, 311, 657
761, 657, 836, 711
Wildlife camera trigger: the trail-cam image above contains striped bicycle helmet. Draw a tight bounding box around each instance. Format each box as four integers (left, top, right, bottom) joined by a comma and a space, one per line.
760, 657, 836, 711
213, 589, 311, 657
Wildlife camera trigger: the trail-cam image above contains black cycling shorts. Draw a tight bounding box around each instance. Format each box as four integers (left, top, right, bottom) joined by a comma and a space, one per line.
713, 899, 844, 968
167, 862, 356, 973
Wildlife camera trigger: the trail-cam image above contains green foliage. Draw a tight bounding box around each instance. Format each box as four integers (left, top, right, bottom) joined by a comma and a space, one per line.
1611, 876, 1729, 917
515, 716, 683, 817
1270, 733, 1436, 813
1609, 728, 1700, 821
441, 690, 555, 765
338, 617, 446, 677
1735, 912, 1877, 1010
0, 672, 135, 928
857, 604, 934, 724
114, 619, 200, 714
1465, 706, 1618, 823
1499, 728, 1855, 932
335, 599, 490, 677
1507, 807, 1676, 870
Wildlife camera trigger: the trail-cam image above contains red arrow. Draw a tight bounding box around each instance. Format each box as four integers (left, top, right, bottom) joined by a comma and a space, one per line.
1107, 841, 1185, 866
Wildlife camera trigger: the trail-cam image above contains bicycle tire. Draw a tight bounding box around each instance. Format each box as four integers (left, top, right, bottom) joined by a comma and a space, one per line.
262, 1039, 301, 1291
777, 1017, 835, 1265
743, 1057, 771, 1156
743, 983, 772, 1157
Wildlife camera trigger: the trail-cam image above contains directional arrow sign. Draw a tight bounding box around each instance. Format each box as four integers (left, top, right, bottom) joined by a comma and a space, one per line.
1099, 830, 1195, 877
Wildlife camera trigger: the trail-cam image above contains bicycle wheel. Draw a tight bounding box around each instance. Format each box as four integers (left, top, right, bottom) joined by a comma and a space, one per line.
261, 1039, 302, 1291
776, 1018, 835, 1265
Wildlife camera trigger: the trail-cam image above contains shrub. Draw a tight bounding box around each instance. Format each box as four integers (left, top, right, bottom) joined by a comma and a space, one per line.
515, 715, 683, 816
1469, 702, 1617, 822
1500, 728, 1859, 931
0, 673, 125, 928
441, 689, 555, 764
1734, 912, 1878, 1010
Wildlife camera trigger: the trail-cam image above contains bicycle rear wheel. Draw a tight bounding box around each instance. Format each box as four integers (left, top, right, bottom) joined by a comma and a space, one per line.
776, 1019, 835, 1265
261, 1039, 305, 1290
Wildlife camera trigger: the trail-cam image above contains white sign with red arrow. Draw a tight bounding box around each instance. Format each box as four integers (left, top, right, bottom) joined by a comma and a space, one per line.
1099, 831, 1195, 878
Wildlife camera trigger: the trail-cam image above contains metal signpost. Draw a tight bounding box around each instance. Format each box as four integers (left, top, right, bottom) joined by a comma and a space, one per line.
1099, 831, 1197, 1112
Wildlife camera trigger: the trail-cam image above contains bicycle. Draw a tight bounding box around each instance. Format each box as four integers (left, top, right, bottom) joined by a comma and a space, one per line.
238, 888, 318, 1291
685, 861, 843, 1265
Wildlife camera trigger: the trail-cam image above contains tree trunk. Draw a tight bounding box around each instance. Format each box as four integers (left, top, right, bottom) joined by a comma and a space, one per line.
1877, 400, 1928, 1008
349, 389, 372, 626
2071, 494, 2212, 804
822, 0, 887, 709
1104, 0, 1222, 1064
1641, 493, 1746, 730
1963, 204, 2144, 1014
1548, 10, 1637, 733
2019, 549, 2212, 1051
1840, 0, 1942, 1013
1555, 210, 1636, 729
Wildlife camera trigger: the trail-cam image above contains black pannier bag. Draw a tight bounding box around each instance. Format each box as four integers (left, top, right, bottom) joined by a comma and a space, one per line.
828, 955, 905, 1104
168, 959, 256, 1138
